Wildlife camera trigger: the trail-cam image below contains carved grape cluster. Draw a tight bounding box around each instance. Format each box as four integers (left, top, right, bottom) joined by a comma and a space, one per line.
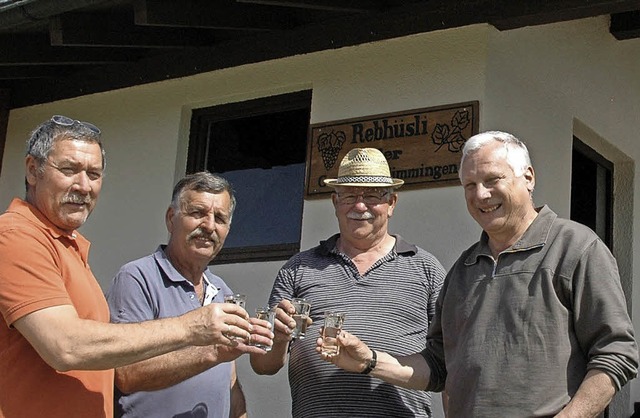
317, 130, 346, 170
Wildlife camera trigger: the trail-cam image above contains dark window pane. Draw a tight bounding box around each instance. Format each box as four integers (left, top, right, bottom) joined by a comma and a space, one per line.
187, 91, 311, 264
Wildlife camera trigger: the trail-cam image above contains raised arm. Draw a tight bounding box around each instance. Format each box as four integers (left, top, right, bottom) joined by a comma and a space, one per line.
317, 330, 431, 390
13, 302, 254, 372
250, 299, 298, 375
114, 316, 273, 393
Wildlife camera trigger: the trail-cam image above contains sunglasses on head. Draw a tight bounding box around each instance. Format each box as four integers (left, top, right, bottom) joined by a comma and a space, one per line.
51, 115, 101, 135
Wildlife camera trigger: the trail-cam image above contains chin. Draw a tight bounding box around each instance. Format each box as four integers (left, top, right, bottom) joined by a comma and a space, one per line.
194, 243, 218, 254
61, 216, 89, 230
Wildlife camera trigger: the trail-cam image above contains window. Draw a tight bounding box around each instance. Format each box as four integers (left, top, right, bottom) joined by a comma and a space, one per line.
187, 90, 311, 264
571, 137, 613, 249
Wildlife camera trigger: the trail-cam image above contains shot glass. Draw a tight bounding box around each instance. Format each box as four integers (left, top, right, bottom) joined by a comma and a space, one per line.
291, 298, 311, 339
321, 311, 346, 355
224, 293, 246, 309
252, 306, 277, 351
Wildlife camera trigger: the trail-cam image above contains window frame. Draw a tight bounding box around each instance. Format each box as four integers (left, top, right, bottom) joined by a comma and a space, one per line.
571, 136, 614, 249
187, 90, 311, 265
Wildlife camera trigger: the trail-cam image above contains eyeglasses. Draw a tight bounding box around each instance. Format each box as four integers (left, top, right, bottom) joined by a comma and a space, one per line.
336, 191, 390, 205
51, 115, 101, 134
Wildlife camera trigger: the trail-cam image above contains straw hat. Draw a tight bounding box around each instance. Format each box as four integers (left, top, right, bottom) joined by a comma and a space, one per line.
323, 148, 404, 188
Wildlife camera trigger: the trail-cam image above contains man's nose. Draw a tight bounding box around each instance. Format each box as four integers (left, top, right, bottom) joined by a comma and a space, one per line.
476, 183, 491, 199
200, 213, 217, 231
72, 171, 92, 193
353, 198, 369, 209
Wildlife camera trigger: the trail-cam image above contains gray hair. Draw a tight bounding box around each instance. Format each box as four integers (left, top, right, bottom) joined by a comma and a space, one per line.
170, 172, 237, 222
459, 131, 531, 179
24, 116, 105, 191
26, 116, 105, 169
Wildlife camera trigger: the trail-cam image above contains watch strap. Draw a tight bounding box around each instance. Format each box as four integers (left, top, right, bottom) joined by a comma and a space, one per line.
361, 350, 377, 375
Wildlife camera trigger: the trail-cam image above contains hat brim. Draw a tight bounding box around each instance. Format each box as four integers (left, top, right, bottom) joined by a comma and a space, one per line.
324, 178, 404, 188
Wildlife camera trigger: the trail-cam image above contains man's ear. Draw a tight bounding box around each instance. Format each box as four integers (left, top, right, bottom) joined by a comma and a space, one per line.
25, 155, 39, 186
331, 192, 339, 207
165, 206, 175, 233
524, 166, 535, 192
387, 193, 398, 217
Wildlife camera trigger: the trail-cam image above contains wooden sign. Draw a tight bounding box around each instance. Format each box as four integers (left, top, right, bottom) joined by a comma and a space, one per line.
305, 101, 479, 197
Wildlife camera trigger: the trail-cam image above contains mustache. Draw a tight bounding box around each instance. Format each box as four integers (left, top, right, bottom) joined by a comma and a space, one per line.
187, 228, 220, 244
62, 193, 92, 205
347, 211, 374, 220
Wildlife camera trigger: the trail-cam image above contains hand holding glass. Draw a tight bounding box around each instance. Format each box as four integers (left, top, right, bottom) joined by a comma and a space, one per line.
252, 306, 276, 351
321, 311, 346, 355
223, 294, 246, 341
291, 298, 311, 339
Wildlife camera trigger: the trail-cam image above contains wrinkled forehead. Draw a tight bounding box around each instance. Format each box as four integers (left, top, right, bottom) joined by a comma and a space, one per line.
179, 189, 230, 208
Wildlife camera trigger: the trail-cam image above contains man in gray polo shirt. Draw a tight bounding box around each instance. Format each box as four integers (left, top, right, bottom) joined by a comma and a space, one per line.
250, 148, 446, 418
107, 172, 272, 418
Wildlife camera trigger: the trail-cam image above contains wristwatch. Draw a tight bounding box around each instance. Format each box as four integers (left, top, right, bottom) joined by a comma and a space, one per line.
361, 350, 377, 375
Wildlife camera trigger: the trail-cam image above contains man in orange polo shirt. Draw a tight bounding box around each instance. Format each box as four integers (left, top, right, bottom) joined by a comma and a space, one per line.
0, 116, 273, 418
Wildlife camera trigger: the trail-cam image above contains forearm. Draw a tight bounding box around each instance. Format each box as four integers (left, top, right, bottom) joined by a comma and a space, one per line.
230, 364, 247, 418
77, 317, 206, 370
15, 307, 192, 371
369, 352, 431, 390
555, 369, 616, 418
15, 300, 252, 372
250, 337, 288, 375
321, 331, 432, 389
115, 345, 221, 393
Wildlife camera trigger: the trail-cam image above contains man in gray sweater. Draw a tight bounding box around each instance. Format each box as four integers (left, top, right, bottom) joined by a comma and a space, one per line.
319, 131, 638, 417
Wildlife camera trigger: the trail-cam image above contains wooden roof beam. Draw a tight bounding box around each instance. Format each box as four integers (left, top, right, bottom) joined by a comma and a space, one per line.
50, 11, 228, 48
234, 0, 384, 13
135, 0, 294, 30
0, 34, 145, 65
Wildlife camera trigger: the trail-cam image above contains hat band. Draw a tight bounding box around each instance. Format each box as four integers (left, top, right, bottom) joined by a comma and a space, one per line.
335, 175, 394, 184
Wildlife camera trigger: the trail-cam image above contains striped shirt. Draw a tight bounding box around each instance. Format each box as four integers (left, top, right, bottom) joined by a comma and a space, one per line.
268, 234, 446, 418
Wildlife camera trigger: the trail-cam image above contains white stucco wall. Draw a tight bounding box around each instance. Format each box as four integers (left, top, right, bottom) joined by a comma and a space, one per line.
1, 15, 639, 417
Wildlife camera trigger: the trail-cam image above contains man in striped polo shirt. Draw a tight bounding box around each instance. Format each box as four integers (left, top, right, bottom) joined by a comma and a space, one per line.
250, 148, 446, 417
